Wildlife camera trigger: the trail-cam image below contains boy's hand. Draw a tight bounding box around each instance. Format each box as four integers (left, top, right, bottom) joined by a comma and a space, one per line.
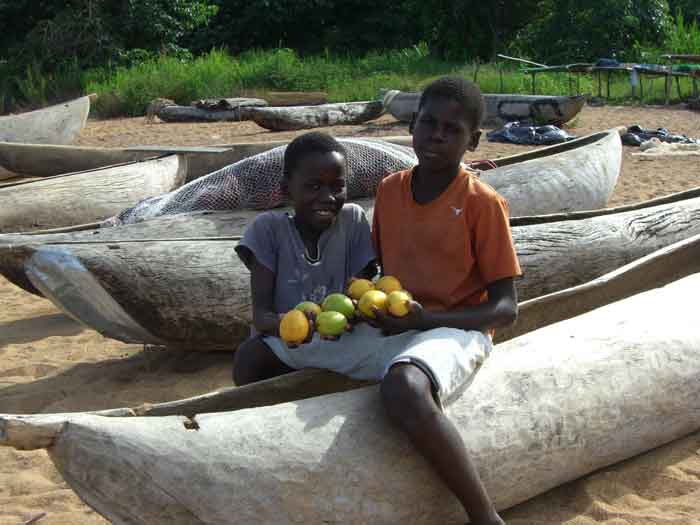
370, 300, 425, 336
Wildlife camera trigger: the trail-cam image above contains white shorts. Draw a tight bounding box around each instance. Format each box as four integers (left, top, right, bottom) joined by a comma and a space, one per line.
264, 323, 492, 408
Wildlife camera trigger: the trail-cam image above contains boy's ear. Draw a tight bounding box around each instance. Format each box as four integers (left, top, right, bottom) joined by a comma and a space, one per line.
408, 112, 417, 134
467, 130, 482, 152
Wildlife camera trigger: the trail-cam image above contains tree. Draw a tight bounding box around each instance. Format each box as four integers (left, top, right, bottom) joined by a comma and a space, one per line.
668, 0, 700, 23
0, 0, 218, 72
187, 0, 421, 56
408, 0, 542, 61
512, 0, 672, 63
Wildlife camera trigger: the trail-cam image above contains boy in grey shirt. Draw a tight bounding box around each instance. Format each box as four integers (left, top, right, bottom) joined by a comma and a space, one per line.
233, 132, 376, 384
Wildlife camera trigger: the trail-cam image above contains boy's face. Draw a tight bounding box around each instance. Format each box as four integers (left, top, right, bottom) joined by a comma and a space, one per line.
287, 151, 347, 233
411, 96, 481, 173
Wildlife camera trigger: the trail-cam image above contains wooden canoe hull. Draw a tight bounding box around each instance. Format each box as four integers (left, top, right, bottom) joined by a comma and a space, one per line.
0, 95, 91, 145
16, 191, 700, 349
2, 275, 699, 524
384, 91, 586, 126
0, 142, 155, 178
248, 101, 385, 131
480, 128, 620, 215
0, 136, 412, 179
20, 232, 694, 421
4, 184, 698, 299
109, 128, 620, 225
0, 155, 187, 233
0, 128, 620, 235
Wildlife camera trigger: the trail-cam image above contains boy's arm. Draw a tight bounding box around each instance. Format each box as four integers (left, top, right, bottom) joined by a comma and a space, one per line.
417, 277, 518, 332
371, 277, 518, 335
235, 213, 281, 336
248, 255, 282, 336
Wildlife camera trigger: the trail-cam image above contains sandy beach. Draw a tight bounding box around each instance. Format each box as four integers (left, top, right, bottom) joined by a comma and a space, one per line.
1, 103, 699, 524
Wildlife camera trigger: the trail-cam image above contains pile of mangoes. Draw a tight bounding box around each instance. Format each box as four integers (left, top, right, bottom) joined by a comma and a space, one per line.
279, 276, 413, 345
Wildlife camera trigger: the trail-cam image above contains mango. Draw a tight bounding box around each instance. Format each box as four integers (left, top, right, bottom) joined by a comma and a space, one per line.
316, 311, 348, 337
295, 301, 322, 317
322, 293, 355, 320
358, 290, 388, 318
376, 275, 402, 295
387, 290, 413, 317
347, 278, 374, 301
279, 310, 310, 345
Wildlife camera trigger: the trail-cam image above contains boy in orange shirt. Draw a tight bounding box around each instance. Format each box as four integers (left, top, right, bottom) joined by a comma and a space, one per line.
369, 76, 521, 524
236, 76, 520, 523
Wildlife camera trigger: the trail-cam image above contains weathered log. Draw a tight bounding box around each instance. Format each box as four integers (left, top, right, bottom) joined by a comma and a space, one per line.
0, 94, 92, 145
156, 102, 266, 123
17, 191, 700, 349
384, 90, 586, 126
191, 97, 268, 110
2, 274, 699, 524
0, 155, 188, 233
248, 101, 385, 131
259, 91, 328, 106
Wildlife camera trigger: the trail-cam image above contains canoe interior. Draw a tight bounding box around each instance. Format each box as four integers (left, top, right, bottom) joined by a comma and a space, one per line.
0, 154, 171, 188
492, 129, 616, 168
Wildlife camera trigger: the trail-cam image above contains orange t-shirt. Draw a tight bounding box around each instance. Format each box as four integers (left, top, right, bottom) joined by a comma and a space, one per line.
372, 166, 522, 313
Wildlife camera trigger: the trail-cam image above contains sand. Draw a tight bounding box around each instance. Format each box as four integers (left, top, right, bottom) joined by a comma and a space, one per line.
1, 104, 699, 525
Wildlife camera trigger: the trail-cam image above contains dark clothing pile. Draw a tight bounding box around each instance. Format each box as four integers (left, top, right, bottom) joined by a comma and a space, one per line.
621, 125, 699, 147
487, 122, 577, 146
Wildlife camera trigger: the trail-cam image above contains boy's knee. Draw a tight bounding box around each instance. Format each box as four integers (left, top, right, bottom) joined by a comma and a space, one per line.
232, 337, 266, 386
381, 364, 437, 424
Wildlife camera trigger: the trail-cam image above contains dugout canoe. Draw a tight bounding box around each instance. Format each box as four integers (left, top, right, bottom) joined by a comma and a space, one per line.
0, 128, 623, 231
0, 94, 92, 145
0, 155, 187, 233
0, 136, 412, 179
2, 274, 699, 524
247, 100, 385, 131
109, 127, 621, 224
6, 186, 700, 349
11, 232, 694, 421
383, 90, 586, 126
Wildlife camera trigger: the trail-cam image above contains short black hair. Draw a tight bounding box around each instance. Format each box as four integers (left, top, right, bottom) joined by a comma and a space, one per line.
418, 76, 485, 128
283, 132, 347, 181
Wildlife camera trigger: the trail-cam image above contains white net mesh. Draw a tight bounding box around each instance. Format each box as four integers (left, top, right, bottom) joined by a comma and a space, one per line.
105, 138, 417, 226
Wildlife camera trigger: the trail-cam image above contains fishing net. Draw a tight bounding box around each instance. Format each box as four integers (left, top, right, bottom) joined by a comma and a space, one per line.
104, 138, 417, 226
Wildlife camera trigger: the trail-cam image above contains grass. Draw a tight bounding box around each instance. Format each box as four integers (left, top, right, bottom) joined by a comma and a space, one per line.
3, 45, 699, 118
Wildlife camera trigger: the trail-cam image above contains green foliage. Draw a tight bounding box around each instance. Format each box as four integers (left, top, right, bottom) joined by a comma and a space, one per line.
669, 0, 700, 23
668, 9, 700, 53
0, 0, 217, 106
186, 0, 421, 56
410, 0, 542, 61
512, 0, 673, 63
2, 0, 698, 114
85, 46, 458, 117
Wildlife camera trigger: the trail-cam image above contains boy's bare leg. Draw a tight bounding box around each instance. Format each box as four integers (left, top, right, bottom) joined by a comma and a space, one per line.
233, 335, 294, 385
381, 363, 504, 525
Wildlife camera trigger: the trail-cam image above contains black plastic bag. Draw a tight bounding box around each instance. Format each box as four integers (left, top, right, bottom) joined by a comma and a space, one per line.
621, 124, 699, 147
487, 122, 577, 145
